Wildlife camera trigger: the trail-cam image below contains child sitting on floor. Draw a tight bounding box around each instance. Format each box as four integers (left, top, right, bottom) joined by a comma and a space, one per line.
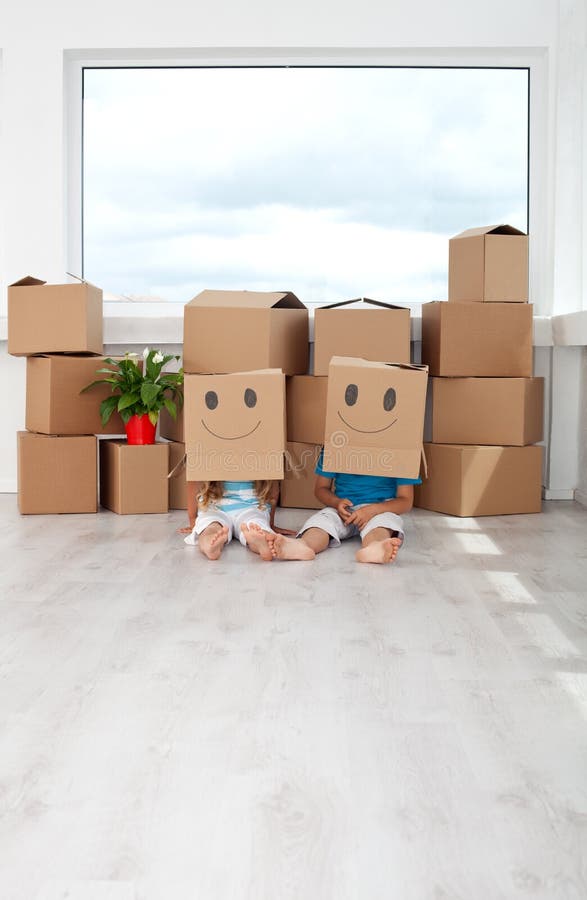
267, 449, 421, 564
178, 480, 292, 561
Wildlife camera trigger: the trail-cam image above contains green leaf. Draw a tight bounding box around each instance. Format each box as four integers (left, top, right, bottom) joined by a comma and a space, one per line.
99, 395, 119, 425
118, 392, 140, 411
80, 378, 120, 394
94, 367, 122, 376
141, 382, 161, 406
120, 408, 133, 424
163, 398, 177, 420
148, 410, 159, 426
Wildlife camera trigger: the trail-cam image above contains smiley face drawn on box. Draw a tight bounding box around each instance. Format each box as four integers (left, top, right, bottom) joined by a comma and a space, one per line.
336, 380, 398, 435
323, 357, 428, 479
184, 369, 285, 481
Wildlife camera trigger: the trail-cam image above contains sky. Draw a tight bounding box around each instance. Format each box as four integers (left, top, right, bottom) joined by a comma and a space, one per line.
83, 66, 528, 304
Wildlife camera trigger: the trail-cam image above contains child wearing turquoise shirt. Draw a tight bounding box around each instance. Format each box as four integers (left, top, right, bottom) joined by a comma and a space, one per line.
266, 449, 421, 564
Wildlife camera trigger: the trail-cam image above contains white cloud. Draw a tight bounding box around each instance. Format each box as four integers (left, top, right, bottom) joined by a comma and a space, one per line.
83, 66, 527, 301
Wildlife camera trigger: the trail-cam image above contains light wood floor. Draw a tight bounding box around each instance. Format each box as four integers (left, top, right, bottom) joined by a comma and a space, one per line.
1, 496, 586, 900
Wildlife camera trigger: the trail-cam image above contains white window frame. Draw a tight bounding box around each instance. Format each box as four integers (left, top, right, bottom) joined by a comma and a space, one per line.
64, 47, 549, 317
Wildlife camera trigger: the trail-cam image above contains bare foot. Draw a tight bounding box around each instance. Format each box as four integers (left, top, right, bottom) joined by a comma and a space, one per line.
241, 522, 274, 561
270, 534, 316, 561
356, 537, 402, 565
199, 525, 230, 560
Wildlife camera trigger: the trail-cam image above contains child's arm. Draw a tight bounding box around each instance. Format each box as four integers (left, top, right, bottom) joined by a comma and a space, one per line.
177, 481, 201, 534
345, 484, 414, 530
268, 481, 297, 535
314, 475, 353, 522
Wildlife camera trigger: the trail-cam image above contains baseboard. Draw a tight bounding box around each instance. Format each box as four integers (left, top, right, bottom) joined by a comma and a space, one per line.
0, 479, 17, 493
543, 488, 576, 500
575, 489, 587, 508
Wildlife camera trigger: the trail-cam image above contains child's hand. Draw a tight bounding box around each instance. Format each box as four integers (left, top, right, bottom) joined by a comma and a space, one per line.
346, 504, 378, 529
177, 524, 195, 535
336, 498, 354, 522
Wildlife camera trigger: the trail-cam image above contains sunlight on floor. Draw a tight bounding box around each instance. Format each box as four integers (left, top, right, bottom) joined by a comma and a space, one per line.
555, 672, 587, 721
433, 517, 482, 531
453, 531, 502, 555
484, 570, 539, 604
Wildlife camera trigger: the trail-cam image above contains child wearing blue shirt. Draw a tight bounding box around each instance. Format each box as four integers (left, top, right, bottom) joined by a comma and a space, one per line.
268, 450, 421, 564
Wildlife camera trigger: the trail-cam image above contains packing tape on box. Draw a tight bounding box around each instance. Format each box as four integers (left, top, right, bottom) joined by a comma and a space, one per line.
421, 447, 428, 480
167, 452, 187, 480
283, 447, 303, 480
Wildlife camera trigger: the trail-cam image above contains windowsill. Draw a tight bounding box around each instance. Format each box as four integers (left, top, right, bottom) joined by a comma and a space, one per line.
2, 308, 586, 348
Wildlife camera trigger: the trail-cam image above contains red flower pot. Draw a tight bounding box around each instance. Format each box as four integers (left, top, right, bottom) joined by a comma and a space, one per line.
125, 413, 156, 445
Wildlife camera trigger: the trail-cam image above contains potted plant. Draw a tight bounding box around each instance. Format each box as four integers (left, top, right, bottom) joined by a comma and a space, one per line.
81, 348, 184, 445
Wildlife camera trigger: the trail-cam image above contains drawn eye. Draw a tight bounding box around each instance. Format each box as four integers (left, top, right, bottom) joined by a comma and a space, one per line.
383, 388, 396, 412
205, 391, 218, 410
244, 388, 257, 408
345, 383, 358, 406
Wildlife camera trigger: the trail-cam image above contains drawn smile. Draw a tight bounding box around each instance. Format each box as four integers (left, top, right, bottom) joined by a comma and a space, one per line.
337, 410, 398, 434
201, 419, 262, 441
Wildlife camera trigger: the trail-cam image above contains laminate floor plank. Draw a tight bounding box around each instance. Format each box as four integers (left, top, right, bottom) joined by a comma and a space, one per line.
0, 496, 586, 900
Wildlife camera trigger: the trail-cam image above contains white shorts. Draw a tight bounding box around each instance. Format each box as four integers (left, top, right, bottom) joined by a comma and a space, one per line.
184, 505, 274, 548
299, 505, 404, 548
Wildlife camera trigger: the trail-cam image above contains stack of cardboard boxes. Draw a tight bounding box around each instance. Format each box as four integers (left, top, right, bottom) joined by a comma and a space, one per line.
417, 226, 544, 516
9, 236, 544, 520
10, 276, 172, 515
181, 290, 307, 489
282, 299, 412, 508
10, 276, 104, 514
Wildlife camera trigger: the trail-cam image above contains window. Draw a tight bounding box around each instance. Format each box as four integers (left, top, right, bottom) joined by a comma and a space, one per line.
82, 65, 529, 306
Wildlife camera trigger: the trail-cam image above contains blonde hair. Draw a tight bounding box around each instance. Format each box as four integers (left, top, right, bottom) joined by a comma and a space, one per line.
199, 480, 273, 509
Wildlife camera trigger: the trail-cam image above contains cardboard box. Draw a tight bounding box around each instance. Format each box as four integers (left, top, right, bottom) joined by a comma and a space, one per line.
421, 301, 533, 377
8, 276, 103, 356
100, 441, 169, 514
430, 377, 544, 446
184, 369, 285, 481
17, 432, 97, 514
167, 441, 188, 510
313, 298, 411, 376
449, 225, 528, 302
323, 357, 428, 479
414, 443, 542, 516
286, 375, 328, 444
183, 289, 308, 375
25, 355, 126, 436
159, 402, 184, 442
280, 442, 323, 509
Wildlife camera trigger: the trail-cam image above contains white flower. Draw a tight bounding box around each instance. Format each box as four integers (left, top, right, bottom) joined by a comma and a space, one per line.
153, 351, 164, 365
142, 346, 150, 360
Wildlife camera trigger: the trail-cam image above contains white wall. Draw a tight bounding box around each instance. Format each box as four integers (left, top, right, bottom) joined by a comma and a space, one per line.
1, 0, 586, 496
577, 347, 587, 506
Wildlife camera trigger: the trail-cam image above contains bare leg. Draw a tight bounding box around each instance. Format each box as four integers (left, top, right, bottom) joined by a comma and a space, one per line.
356, 527, 402, 565
240, 522, 274, 561
198, 522, 230, 560
267, 526, 329, 560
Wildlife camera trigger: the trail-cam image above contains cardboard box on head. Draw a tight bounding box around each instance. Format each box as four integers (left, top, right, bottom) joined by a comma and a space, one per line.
183, 289, 309, 375
184, 369, 285, 482
323, 357, 428, 480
